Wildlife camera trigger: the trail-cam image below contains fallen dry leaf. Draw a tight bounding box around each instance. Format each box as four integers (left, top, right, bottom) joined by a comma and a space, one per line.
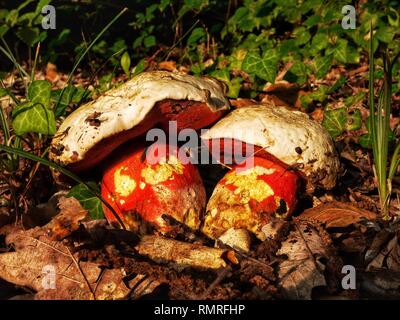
366, 223, 400, 272
158, 60, 177, 72
45, 62, 59, 83
359, 270, 400, 299
229, 98, 257, 109
43, 197, 89, 241
0, 231, 131, 300
310, 108, 324, 122
0, 198, 135, 300
262, 81, 301, 108
300, 201, 377, 229
277, 220, 337, 300
23, 191, 68, 228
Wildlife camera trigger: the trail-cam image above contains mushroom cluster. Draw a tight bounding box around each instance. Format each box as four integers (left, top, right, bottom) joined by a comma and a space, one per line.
50, 71, 339, 250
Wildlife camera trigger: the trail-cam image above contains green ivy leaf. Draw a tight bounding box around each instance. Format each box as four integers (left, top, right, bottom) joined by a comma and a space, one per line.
12, 102, 56, 136
6, 9, 19, 26
285, 61, 308, 84
67, 182, 104, 220
333, 39, 348, 64
120, 51, 131, 76
228, 49, 247, 71
322, 107, 362, 139
344, 91, 365, 107
329, 75, 346, 93
388, 7, 399, 27
188, 27, 206, 46
242, 49, 279, 83
28, 80, 51, 108
51, 84, 78, 118
300, 85, 329, 110
227, 77, 242, 98
359, 134, 371, 149
346, 46, 360, 64
293, 27, 311, 46
210, 69, 242, 98
304, 15, 321, 27
143, 35, 156, 48
132, 58, 146, 76
346, 109, 362, 131
15, 27, 40, 47
311, 32, 329, 52
376, 26, 395, 43
322, 107, 347, 138
314, 55, 333, 79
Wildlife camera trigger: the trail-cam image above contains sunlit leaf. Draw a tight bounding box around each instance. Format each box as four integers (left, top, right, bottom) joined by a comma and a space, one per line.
12, 102, 56, 135
120, 51, 131, 76
28, 80, 51, 108
242, 49, 279, 83
67, 182, 104, 220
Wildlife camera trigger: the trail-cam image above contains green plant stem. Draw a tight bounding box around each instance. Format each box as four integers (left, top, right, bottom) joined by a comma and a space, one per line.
30, 42, 41, 85
0, 38, 29, 83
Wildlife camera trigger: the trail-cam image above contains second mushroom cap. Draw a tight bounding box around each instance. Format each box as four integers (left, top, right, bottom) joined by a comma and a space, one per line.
201, 104, 340, 191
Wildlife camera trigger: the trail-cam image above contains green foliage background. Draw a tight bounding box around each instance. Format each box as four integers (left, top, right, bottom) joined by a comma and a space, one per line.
1, 0, 400, 96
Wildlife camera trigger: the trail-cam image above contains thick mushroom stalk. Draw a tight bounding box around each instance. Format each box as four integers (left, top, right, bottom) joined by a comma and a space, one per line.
202, 157, 299, 245
201, 104, 340, 191
101, 143, 206, 233
50, 71, 229, 172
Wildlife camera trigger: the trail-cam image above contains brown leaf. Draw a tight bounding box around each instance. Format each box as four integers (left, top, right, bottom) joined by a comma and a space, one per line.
367, 227, 400, 272
45, 62, 59, 83
310, 108, 324, 122
359, 271, 400, 299
0, 199, 139, 300
0, 232, 131, 300
300, 201, 377, 229
277, 220, 335, 299
43, 197, 89, 241
158, 61, 177, 72
262, 81, 301, 107
23, 191, 68, 228
229, 98, 257, 109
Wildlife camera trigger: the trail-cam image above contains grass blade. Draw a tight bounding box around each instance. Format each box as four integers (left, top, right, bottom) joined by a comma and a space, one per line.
30, 42, 41, 85
56, 7, 128, 109
0, 38, 30, 81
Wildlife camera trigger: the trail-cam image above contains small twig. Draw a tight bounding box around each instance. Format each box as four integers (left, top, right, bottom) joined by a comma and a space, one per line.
66, 246, 96, 300
93, 268, 105, 296
196, 268, 230, 299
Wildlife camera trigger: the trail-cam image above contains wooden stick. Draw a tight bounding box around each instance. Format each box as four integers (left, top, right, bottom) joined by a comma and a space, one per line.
135, 235, 233, 270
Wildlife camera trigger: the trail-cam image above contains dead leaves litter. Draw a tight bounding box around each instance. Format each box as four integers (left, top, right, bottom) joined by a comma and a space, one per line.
277, 220, 340, 300
366, 220, 400, 272
0, 197, 132, 300
300, 201, 377, 229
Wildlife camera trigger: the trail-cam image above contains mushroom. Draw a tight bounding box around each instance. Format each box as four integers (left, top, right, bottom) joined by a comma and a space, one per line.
200, 104, 339, 250
202, 157, 299, 248
201, 104, 339, 191
49, 71, 229, 172
101, 143, 206, 233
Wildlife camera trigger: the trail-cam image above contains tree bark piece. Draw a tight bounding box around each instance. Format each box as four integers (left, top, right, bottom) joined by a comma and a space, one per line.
135, 235, 232, 270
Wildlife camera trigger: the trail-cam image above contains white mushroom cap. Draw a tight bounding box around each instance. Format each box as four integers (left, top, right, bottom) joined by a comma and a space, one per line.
201, 105, 340, 190
50, 71, 229, 168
